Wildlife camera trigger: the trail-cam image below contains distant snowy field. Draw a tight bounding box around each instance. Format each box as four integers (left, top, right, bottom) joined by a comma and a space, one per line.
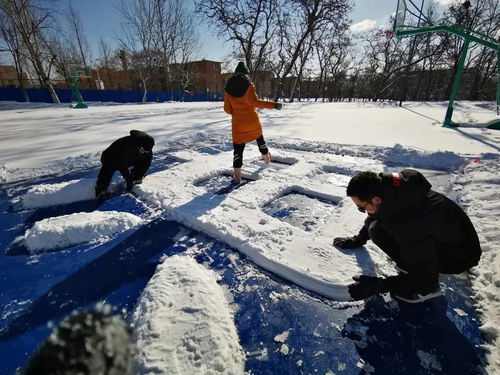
0, 100, 499, 373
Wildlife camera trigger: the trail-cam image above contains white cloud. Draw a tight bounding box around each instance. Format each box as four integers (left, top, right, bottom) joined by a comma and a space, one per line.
350, 19, 378, 33
434, 0, 455, 5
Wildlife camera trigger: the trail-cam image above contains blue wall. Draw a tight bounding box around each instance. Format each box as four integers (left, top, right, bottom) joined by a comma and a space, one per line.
0, 87, 223, 104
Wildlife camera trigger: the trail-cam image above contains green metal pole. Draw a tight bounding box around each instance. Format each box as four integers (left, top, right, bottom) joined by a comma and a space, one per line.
497, 51, 500, 116
444, 37, 470, 127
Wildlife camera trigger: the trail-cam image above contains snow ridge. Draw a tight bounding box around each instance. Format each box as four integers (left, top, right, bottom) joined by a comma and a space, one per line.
23, 211, 143, 253
132, 255, 245, 375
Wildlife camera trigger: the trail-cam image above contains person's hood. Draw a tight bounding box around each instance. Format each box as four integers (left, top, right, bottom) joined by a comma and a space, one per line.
376, 169, 432, 218
225, 73, 251, 98
130, 129, 155, 151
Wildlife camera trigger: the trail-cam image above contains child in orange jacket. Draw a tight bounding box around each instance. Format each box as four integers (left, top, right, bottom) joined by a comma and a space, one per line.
224, 61, 282, 183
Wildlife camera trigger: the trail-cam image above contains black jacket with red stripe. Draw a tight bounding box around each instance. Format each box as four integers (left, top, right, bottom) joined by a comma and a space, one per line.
355, 169, 481, 296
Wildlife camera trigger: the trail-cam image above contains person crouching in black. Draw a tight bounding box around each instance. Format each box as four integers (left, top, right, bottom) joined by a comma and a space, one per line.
334, 169, 481, 303
95, 130, 155, 201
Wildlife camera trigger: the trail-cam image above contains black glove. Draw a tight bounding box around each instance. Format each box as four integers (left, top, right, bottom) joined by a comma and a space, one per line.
333, 236, 364, 249
274, 102, 283, 110
348, 275, 388, 301
126, 180, 134, 191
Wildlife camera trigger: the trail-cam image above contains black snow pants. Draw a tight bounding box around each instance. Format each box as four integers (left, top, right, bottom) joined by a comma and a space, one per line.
233, 135, 269, 168
95, 154, 150, 195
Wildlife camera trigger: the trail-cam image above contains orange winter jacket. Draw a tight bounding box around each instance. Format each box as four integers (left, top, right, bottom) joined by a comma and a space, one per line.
224, 73, 275, 144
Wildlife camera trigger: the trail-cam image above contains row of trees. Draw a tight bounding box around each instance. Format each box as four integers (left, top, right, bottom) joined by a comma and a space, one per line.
198, 0, 499, 102
0, 0, 200, 103
1, 0, 499, 103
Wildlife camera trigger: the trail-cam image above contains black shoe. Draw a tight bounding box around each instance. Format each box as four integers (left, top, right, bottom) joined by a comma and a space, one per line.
96, 190, 112, 202
392, 287, 442, 304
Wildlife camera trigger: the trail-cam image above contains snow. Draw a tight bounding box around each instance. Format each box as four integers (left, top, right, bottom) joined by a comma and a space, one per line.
133, 145, 382, 300
0, 101, 498, 173
22, 178, 96, 208
23, 211, 143, 253
458, 158, 500, 370
1, 100, 499, 373
131, 254, 245, 375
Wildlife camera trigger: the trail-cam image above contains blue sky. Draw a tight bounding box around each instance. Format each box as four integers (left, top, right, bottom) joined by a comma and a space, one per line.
60, 0, 402, 62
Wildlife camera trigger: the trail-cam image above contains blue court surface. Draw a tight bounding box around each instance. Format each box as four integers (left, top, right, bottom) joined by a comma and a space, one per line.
0, 147, 487, 374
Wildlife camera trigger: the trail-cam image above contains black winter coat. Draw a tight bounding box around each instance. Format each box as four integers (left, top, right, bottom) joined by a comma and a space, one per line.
357, 169, 481, 296
101, 130, 155, 183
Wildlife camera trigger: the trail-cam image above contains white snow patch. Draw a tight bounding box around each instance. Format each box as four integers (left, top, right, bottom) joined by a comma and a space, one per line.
22, 179, 96, 208
131, 255, 245, 375
416, 349, 442, 371
458, 157, 500, 372
279, 344, 290, 355
274, 329, 291, 343
23, 211, 143, 253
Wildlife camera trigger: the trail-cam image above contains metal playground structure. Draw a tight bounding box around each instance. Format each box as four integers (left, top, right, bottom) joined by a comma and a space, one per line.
393, 0, 500, 129
68, 65, 90, 109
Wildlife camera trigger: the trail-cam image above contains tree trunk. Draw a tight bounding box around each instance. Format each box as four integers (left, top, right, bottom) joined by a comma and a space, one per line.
141, 78, 148, 103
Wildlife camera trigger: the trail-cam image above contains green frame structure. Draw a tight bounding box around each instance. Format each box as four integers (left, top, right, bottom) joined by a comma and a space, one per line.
393, 0, 500, 128
70, 75, 88, 109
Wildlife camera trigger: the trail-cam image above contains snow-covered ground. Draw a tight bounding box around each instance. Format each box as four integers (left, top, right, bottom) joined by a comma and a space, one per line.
0, 100, 498, 373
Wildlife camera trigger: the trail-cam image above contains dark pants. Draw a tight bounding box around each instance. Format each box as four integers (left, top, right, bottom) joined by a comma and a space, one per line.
365, 217, 478, 274
95, 161, 116, 195
95, 156, 150, 195
233, 135, 269, 168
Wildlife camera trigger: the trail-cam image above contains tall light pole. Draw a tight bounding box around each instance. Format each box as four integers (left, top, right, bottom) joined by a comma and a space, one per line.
93, 59, 103, 90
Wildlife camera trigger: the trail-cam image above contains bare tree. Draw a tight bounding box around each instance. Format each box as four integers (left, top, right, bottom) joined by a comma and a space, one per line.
196, 0, 279, 79
324, 35, 352, 101
0, 10, 30, 100
98, 38, 121, 89
0, 0, 60, 102
270, 0, 352, 100
44, 32, 80, 87
159, 0, 200, 97
462, 0, 500, 100
117, 0, 161, 101
67, 3, 91, 72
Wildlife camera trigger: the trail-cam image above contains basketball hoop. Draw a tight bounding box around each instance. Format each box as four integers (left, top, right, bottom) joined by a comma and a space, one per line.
376, 30, 394, 37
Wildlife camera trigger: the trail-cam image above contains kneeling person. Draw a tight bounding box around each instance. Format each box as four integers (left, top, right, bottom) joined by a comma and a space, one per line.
334, 169, 481, 303
95, 130, 155, 201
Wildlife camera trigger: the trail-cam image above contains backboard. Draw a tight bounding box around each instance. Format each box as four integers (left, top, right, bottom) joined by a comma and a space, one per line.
393, 0, 431, 34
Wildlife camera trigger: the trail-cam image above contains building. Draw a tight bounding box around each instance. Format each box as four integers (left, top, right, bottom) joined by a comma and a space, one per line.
0, 65, 30, 87
188, 59, 223, 94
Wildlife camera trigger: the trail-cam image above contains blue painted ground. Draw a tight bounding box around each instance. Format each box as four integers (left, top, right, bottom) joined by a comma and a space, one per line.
0, 146, 487, 374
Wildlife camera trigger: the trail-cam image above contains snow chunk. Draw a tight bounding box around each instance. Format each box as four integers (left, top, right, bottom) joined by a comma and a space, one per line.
416, 349, 442, 371
22, 178, 96, 209
24, 211, 143, 253
274, 329, 291, 343
132, 255, 245, 375
459, 157, 500, 372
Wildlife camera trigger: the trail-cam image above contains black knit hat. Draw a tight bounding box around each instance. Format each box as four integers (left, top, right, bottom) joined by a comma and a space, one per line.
235, 61, 250, 74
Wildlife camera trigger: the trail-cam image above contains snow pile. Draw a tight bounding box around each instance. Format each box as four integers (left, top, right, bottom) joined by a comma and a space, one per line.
458, 156, 500, 372
24, 211, 143, 253
135, 146, 389, 300
131, 255, 245, 375
22, 179, 96, 209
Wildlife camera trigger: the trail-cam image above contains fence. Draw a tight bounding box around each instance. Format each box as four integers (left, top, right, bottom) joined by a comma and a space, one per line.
0, 87, 223, 104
